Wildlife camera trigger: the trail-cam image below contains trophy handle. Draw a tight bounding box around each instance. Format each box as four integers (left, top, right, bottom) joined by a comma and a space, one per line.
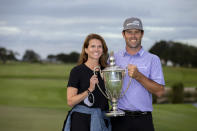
119, 78, 132, 98
93, 66, 111, 100
119, 67, 132, 98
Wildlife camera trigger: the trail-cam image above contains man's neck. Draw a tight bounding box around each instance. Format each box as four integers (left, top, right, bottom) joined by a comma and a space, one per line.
126, 46, 142, 55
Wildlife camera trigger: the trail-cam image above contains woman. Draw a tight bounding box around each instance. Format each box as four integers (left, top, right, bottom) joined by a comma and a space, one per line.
62, 33, 111, 131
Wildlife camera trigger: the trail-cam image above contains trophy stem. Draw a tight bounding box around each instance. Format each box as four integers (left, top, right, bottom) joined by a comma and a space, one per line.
105, 98, 125, 117
111, 98, 118, 111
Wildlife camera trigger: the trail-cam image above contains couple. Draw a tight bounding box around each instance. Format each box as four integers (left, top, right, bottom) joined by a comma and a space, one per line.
62, 17, 165, 131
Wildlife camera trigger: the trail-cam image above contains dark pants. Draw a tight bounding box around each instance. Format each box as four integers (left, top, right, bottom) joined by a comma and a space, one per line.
111, 112, 154, 131
71, 112, 91, 131
63, 111, 109, 131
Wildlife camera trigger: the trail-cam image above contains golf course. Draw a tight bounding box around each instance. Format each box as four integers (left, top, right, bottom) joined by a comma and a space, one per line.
0, 62, 197, 131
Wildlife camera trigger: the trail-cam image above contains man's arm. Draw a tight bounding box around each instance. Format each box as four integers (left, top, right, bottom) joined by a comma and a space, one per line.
128, 64, 165, 97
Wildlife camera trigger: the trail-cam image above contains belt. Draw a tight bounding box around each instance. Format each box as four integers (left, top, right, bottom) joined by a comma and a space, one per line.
122, 110, 152, 116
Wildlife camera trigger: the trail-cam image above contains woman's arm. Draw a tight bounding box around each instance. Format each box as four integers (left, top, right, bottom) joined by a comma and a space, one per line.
67, 75, 98, 107
67, 87, 89, 107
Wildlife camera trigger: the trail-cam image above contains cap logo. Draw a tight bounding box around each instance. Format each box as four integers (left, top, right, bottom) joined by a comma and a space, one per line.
123, 17, 143, 31
127, 20, 140, 26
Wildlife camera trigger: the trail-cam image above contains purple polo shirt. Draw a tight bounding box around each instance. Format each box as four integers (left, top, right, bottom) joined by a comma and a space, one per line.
114, 47, 165, 111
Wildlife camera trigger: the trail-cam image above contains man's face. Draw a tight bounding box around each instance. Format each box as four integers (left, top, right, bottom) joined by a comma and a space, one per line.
122, 29, 144, 49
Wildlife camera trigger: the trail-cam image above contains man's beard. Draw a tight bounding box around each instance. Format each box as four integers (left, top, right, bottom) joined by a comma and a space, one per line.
126, 40, 141, 49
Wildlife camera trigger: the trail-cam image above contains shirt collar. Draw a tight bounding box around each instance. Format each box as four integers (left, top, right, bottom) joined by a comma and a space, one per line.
123, 47, 145, 57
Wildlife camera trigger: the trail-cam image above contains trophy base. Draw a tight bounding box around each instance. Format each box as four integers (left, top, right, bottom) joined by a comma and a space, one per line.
105, 110, 125, 117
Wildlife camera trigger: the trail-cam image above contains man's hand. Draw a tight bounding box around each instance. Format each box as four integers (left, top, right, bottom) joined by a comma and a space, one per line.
128, 64, 140, 79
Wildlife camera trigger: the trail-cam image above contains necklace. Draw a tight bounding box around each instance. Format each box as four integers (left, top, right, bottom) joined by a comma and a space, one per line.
85, 62, 100, 71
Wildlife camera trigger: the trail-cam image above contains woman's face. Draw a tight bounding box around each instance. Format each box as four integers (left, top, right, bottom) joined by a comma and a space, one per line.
85, 39, 103, 61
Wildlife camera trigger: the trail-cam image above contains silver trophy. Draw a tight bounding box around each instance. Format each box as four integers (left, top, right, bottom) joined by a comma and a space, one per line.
94, 52, 131, 117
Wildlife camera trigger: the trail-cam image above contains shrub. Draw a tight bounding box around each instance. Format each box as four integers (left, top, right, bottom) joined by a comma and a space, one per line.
171, 82, 184, 103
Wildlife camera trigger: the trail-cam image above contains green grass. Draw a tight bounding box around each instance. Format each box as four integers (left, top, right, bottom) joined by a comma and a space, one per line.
1, 63, 197, 87
0, 63, 73, 131
0, 62, 73, 79
0, 63, 74, 109
163, 66, 197, 87
0, 63, 197, 131
0, 104, 196, 131
0, 105, 67, 131
153, 104, 197, 131
0, 78, 68, 109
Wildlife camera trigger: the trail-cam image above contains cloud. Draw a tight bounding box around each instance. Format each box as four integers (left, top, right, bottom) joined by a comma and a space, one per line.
0, 0, 197, 59
0, 26, 22, 35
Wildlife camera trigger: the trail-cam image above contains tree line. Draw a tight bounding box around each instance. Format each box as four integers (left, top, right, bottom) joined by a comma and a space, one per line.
47, 52, 79, 63
149, 40, 197, 67
1, 40, 197, 67
0, 47, 80, 64
0, 48, 18, 64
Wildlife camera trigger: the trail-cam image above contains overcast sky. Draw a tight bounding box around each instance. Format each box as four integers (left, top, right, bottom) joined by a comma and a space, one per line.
0, 0, 197, 59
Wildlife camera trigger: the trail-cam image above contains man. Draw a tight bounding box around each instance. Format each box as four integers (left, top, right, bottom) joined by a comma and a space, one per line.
111, 17, 165, 131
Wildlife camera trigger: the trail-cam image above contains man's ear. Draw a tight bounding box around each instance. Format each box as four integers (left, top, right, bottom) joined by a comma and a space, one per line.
141, 31, 144, 37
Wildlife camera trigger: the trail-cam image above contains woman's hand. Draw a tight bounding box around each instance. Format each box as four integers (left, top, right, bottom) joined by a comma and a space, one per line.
89, 75, 98, 92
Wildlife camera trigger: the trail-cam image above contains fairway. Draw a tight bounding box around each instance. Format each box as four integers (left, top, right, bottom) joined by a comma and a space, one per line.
0, 104, 197, 131
0, 105, 67, 131
0, 63, 197, 131
163, 66, 197, 87
153, 104, 197, 131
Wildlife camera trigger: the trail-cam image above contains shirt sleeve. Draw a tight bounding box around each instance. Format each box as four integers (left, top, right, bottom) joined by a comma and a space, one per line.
67, 67, 80, 89
150, 55, 165, 86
